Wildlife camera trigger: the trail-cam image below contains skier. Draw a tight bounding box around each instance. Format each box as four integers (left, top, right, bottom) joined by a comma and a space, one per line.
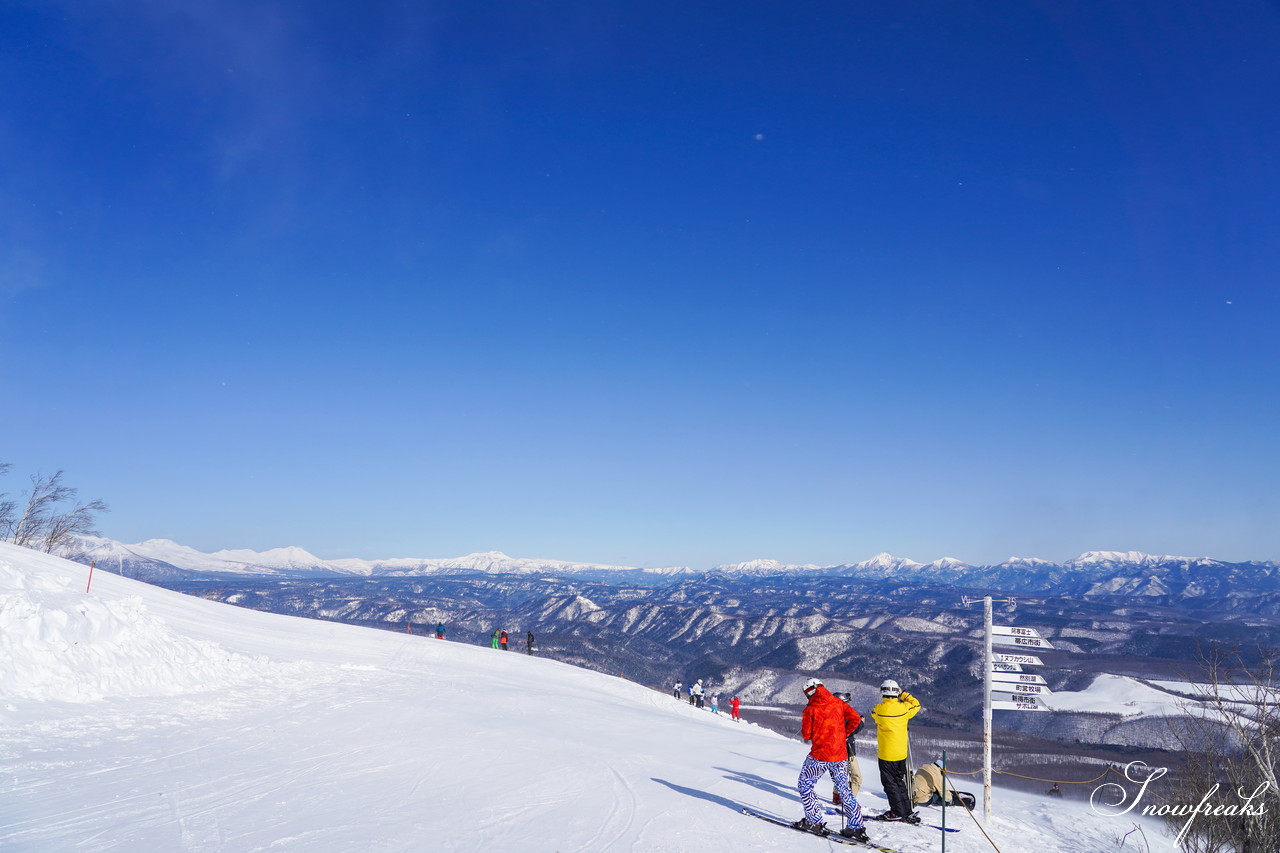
730, 696, 741, 721
526, 630, 535, 655
871, 679, 922, 824
674, 679, 683, 699
435, 623, 445, 639
832, 692, 863, 804
688, 682, 696, 705
791, 678, 870, 843
1047, 783, 1063, 797
693, 679, 705, 709
490, 628, 501, 649
500, 630, 509, 651
710, 693, 719, 714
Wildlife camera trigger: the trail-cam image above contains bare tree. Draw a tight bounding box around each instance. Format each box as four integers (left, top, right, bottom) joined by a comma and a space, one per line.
42, 496, 110, 553
3, 469, 110, 553
0, 461, 14, 540
1162, 646, 1280, 852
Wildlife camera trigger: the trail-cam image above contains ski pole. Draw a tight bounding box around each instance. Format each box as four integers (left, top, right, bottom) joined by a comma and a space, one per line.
906, 733, 916, 805
941, 749, 947, 853
85, 560, 95, 593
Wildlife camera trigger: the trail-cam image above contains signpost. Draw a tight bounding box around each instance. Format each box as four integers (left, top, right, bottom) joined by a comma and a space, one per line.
962, 595, 1062, 821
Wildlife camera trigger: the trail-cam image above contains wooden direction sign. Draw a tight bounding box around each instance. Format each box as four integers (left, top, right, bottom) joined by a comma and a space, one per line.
992, 634, 1054, 650
993, 652, 1044, 667
990, 671, 1048, 686
993, 682, 1053, 696
991, 696, 1049, 712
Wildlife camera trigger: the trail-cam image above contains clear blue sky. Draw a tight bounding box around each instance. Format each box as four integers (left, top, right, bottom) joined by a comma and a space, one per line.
2, 1, 1277, 568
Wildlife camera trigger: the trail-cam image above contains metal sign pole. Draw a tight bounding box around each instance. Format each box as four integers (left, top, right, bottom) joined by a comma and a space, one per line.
983, 594, 993, 821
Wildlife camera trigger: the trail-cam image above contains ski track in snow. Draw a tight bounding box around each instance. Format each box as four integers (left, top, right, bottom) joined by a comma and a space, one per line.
0, 543, 1185, 852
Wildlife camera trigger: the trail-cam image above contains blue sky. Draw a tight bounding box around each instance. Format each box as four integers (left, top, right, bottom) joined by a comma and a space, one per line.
2, 1, 1277, 568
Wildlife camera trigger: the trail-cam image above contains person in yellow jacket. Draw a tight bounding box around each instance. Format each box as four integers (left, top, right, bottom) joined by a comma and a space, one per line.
871, 679, 921, 824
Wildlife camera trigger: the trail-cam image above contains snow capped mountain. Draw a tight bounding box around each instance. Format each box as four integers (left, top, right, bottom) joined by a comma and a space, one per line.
209, 545, 329, 571
999, 556, 1057, 569
712, 558, 823, 573
923, 556, 972, 571
1068, 550, 1193, 567
856, 551, 925, 569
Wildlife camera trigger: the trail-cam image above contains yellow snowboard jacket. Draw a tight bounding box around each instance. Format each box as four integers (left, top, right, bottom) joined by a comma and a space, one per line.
871, 692, 921, 761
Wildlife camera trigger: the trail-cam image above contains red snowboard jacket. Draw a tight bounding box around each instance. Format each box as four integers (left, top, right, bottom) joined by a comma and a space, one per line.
801, 685, 863, 762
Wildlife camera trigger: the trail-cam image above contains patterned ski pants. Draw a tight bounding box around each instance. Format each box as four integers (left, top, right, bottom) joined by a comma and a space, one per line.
798, 755, 864, 828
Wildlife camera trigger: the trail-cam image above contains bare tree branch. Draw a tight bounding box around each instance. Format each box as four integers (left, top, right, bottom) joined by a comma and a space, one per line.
42, 497, 110, 553
2, 468, 109, 553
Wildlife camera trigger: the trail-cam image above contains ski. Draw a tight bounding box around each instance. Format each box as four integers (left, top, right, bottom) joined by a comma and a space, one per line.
851, 810, 960, 833
741, 808, 901, 852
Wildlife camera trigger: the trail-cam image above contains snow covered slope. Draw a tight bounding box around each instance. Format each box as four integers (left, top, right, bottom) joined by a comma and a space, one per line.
0, 542, 1179, 852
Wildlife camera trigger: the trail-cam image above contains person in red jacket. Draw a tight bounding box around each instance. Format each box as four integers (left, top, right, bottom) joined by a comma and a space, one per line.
791, 678, 870, 843
730, 696, 741, 721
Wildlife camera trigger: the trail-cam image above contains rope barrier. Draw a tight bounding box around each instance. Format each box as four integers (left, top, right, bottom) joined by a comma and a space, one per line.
931, 764, 1121, 853
932, 764, 1116, 784
940, 766, 1002, 853
993, 766, 1113, 785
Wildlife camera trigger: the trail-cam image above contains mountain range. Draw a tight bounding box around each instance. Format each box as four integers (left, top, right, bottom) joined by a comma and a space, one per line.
71, 536, 1280, 606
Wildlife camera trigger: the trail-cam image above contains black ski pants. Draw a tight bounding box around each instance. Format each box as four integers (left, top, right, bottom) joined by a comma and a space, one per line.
879, 758, 913, 818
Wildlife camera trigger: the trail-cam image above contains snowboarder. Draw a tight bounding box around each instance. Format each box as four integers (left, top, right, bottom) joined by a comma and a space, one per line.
526, 630, 535, 655
914, 759, 960, 807
730, 695, 741, 720
871, 679, 922, 824
490, 628, 501, 649
832, 692, 863, 804
500, 630, 509, 651
1047, 783, 1063, 797
791, 678, 870, 843
674, 679, 683, 699
435, 623, 445, 639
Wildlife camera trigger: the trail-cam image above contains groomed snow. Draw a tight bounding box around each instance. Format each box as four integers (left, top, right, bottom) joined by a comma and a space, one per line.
0, 543, 1180, 852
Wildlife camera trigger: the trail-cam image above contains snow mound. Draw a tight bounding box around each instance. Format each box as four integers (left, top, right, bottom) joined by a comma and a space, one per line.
0, 555, 276, 702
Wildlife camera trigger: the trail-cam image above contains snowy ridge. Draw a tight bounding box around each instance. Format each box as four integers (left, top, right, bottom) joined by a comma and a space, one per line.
72, 537, 695, 579
0, 541, 1181, 852
70, 537, 1279, 603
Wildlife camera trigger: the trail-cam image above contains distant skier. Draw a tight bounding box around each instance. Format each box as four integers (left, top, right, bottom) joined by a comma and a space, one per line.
710, 693, 719, 714
674, 679, 683, 699
1047, 783, 1063, 797
790, 678, 869, 843
500, 630, 509, 651
872, 679, 922, 824
730, 696, 741, 721
490, 628, 501, 649
526, 630, 535, 655
693, 679, 705, 709
688, 682, 696, 705
435, 623, 445, 639
832, 692, 863, 803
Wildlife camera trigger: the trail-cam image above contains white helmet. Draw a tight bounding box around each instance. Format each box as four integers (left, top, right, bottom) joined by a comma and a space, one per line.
880, 679, 901, 697
802, 677, 823, 694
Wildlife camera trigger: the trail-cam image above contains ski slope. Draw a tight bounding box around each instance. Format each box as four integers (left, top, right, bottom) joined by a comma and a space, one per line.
0, 543, 1179, 852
